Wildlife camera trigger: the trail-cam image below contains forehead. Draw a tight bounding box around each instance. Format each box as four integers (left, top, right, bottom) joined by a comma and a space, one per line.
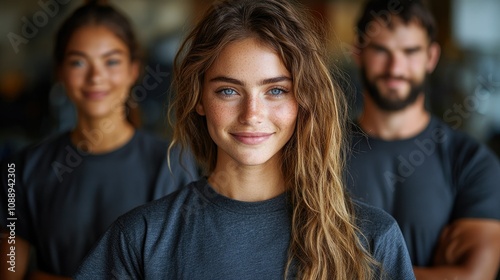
206, 37, 290, 80
65, 25, 129, 55
366, 18, 429, 49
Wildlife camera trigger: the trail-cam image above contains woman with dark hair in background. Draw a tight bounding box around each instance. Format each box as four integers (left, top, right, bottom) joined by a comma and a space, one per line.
0, 1, 198, 279
75, 0, 415, 279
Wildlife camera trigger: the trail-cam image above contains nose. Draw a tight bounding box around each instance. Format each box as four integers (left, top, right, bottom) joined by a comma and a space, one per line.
87, 63, 105, 84
387, 52, 406, 77
238, 95, 264, 125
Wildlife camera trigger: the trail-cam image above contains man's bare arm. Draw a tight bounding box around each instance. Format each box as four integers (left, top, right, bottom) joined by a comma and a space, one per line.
414, 219, 500, 280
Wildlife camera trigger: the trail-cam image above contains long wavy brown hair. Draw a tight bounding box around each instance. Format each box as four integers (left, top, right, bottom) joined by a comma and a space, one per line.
170, 0, 377, 278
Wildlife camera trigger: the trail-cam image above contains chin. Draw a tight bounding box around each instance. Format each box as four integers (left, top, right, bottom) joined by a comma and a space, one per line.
229, 154, 271, 167
81, 109, 115, 120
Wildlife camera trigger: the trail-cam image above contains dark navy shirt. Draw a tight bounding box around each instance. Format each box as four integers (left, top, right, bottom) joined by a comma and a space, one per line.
75, 178, 415, 279
0, 130, 198, 276
346, 116, 500, 266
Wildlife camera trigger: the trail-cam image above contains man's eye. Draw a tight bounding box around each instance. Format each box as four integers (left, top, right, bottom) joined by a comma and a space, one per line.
405, 49, 420, 55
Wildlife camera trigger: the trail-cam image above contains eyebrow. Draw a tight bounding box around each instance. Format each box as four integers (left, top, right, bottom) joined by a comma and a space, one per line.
368, 43, 424, 53
367, 43, 389, 51
209, 76, 292, 86
403, 46, 423, 53
65, 49, 126, 58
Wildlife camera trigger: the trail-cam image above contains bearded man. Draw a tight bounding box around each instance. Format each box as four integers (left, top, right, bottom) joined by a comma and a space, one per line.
346, 0, 500, 279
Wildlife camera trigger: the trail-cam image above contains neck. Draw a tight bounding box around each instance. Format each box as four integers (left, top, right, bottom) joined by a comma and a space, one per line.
71, 113, 135, 154
359, 92, 430, 140
208, 154, 285, 202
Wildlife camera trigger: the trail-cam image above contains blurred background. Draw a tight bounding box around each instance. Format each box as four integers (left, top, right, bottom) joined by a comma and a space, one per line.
1, 0, 500, 161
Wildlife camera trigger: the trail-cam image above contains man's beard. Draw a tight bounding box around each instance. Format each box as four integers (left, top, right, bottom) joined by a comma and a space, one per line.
361, 67, 426, 112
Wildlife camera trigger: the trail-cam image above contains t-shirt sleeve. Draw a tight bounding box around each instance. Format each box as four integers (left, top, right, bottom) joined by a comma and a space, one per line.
74, 219, 143, 279
372, 219, 416, 280
452, 139, 500, 220
356, 202, 415, 279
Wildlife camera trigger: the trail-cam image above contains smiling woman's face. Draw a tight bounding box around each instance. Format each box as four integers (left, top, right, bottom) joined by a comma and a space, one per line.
60, 25, 138, 120
197, 37, 298, 169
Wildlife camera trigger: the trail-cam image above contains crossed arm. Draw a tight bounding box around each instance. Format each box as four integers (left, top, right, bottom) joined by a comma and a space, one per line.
414, 218, 500, 280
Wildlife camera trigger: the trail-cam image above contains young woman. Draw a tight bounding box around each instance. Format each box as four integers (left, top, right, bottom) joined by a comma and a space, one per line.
0, 1, 197, 279
75, 0, 415, 279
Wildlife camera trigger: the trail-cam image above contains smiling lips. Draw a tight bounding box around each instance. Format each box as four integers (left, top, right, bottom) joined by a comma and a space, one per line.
231, 132, 274, 145
83, 90, 108, 100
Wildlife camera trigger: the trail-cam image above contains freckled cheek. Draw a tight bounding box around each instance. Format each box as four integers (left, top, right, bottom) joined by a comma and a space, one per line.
205, 102, 235, 129
273, 102, 298, 129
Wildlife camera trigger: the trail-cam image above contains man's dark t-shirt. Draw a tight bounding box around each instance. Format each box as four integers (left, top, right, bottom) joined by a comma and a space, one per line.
346, 116, 500, 266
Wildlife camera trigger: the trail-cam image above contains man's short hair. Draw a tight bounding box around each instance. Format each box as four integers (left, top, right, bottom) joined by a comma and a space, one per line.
356, 0, 437, 46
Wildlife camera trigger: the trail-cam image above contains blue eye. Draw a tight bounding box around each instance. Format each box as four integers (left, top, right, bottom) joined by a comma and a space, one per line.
218, 88, 237, 96
269, 88, 285, 95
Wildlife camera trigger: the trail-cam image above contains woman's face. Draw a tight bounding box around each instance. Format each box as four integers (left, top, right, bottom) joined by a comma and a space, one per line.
60, 25, 138, 120
198, 37, 298, 168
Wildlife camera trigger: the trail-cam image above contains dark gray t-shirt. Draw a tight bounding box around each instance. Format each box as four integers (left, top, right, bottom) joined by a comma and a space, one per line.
346, 116, 500, 266
0, 130, 198, 276
75, 178, 415, 279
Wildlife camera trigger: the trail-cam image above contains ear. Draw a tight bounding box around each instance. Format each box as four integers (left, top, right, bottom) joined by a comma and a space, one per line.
426, 42, 441, 73
195, 101, 206, 116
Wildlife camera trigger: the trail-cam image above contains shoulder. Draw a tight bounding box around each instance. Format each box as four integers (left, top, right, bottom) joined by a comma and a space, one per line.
129, 130, 175, 166
113, 179, 206, 231
429, 119, 500, 220
102, 180, 209, 253
440, 116, 498, 157
353, 201, 415, 279
21, 132, 70, 157
430, 116, 499, 167
431, 116, 488, 152
132, 130, 195, 161
4, 132, 70, 171
133, 130, 168, 151
353, 200, 399, 238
